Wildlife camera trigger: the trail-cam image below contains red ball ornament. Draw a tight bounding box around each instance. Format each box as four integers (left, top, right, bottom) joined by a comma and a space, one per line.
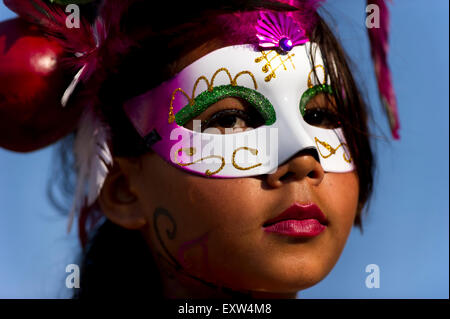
0, 18, 83, 152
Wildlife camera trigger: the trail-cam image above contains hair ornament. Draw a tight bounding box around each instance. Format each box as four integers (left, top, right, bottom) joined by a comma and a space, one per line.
255, 11, 308, 52
67, 104, 113, 234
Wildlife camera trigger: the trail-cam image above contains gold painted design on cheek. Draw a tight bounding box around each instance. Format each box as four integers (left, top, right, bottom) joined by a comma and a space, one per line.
232, 147, 263, 171
254, 50, 296, 82
174, 147, 225, 176
314, 137, 352, 163
168, 68, 258, 123
307, 64, 326, 88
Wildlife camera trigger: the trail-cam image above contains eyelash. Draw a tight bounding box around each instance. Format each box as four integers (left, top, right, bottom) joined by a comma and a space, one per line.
203, 109, 242, 126
303, 106, 341, 128
174, 85, 276, 127
201, 108, 263, 131
201, 102, 341, 131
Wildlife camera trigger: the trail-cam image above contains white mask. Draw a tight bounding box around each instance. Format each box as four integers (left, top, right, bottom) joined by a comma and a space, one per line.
124, 42, 354, 178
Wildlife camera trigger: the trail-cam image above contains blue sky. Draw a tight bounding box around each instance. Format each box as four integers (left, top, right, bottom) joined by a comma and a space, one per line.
0, 0, 448, 298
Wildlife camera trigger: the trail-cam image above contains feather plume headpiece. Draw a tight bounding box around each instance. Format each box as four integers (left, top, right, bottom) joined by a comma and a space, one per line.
67, 104, 112, 233
3, 0, 131, 234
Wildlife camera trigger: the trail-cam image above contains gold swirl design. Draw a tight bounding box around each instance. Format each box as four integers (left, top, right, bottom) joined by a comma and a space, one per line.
174, 147, 225, 176
169, 88, 193, 124
168, 68, 258, 123
314, 137, 352, 163
233, 71, 258, 90
192, 76, 212, 94
210, 68, 234, 88
254, 50, 296, 82
307, 64, 326, 88
232, 147, 262, 171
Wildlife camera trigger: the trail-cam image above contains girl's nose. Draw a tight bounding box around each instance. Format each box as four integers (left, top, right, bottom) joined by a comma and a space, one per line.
266, 148, 325, 188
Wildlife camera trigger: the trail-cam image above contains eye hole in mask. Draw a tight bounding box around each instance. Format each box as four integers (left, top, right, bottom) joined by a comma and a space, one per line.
300, 84, 341, 129
178, 84, 276, 134
184, 97, 267, 134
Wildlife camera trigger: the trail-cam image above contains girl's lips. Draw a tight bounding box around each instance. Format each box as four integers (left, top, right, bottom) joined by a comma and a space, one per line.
263, 202, 328, 238
264, 219, 326, 237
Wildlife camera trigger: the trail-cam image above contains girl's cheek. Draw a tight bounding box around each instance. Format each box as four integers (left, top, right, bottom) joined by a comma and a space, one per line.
324, 172, 359, 236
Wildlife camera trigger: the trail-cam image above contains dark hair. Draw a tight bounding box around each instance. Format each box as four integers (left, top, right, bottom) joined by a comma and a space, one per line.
72, 219, 164, 299
51, 1, 374, 299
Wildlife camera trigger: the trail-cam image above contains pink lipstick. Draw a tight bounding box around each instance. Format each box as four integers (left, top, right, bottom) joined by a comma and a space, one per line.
263, 202, 328, 238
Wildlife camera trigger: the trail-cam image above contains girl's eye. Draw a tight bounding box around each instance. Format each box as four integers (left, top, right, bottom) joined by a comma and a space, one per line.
302, 93, 341, 129
202, 109, 264, 134
303, 107, 341, 129
184, 97, 265, 134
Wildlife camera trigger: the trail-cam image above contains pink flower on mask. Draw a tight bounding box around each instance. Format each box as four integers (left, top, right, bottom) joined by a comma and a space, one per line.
255, 11, 309, 52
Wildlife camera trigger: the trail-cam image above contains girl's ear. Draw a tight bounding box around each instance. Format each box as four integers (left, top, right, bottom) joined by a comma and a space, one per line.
98, 158, 147, 230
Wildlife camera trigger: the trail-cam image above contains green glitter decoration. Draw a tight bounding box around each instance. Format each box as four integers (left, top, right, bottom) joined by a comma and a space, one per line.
299, 84, 334, 116
175, 85, 276, 126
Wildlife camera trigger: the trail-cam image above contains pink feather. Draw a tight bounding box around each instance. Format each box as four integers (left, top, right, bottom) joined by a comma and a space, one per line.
367, 0, 400, 139
281, 0, 324, 35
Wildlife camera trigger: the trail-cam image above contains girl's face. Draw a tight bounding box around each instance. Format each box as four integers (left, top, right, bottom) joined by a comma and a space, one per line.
101, 42, 360, 296
134, 148, 358, 294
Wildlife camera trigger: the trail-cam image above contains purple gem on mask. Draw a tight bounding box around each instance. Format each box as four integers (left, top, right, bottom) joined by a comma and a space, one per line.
279, 37, 293, 52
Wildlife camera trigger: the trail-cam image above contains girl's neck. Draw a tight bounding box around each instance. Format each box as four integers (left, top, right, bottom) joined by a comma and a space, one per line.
157, 259, 297, 299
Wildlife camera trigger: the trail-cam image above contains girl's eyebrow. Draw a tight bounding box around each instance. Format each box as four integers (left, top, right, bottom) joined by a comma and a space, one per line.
174, 84, 276, 126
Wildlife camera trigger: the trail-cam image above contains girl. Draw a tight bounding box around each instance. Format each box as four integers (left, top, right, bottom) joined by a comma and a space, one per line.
0, 0, 398, 298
